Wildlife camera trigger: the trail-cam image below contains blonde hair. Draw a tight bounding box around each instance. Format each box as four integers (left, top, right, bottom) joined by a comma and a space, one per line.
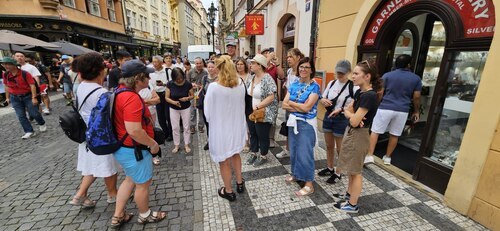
216, 55, 238, 88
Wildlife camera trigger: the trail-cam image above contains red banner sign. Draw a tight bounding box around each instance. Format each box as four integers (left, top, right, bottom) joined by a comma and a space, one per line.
362, 0, 496, 46
245, 14, 265, 35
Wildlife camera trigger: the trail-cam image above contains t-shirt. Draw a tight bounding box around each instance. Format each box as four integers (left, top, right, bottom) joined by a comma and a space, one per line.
266, 64, 278, 85
353, 90, 378, 128
288, 80, 321, 120
76, 82, 107, 125
59, 63, 72, 84
107, 67, 121, 89
3, 69, 35, 95
285, 68, 298, 89
379, 68, 422, 112
188, 68, 208, 85
113, 86, 154, 147
21, 63, 41, 78
167, 80, 192, 110
322, 80, 360, 110
149, 68, 170, 93
35, 63, 49, 84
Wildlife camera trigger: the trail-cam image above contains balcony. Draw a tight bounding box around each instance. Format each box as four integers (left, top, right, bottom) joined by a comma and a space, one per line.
39, 0, 59, 10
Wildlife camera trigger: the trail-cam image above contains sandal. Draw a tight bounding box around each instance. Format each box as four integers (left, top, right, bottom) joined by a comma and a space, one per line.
172, 146, 179, 153
218, 187, 236, 202
110, 211, 134, 229
185, 146, 191, 153
236, 179, 245, 193
69, 195, 96, 208
153, 157, 161, 165
137, 210, 167, 224
295, 186, 314, 197
285, 175, 295, 184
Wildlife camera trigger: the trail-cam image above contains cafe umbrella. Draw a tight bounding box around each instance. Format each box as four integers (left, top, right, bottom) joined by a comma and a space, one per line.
0, 30, 60, 52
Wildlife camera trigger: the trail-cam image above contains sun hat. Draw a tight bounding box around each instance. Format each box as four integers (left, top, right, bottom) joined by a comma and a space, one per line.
0, 57, 18, 65
250, 54, 268, 68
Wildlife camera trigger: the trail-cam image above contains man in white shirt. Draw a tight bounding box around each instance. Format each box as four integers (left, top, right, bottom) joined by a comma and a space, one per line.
150, 55, 173, 141
14, 52, 46, 113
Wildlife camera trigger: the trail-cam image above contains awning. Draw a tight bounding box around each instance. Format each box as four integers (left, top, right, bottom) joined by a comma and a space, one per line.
80, 34, 138, 47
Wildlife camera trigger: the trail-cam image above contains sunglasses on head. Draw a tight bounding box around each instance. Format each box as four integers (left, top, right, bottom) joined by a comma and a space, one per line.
361, 60, 371, 70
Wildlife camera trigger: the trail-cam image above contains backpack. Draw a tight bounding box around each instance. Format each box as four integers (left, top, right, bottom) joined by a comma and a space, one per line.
59, 87, 101, 143
86, 87, 145, 155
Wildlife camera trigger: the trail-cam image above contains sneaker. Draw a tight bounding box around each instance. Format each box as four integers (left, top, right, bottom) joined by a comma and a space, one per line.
42, 108, 50, 115
332, 192, 350, 202
39, 124, 47, 132
253, 156, 268, 167
364, 155, 374, 164
275, 150, 289, 158
245, 153, 258, 165
334, 201, 359, 214
318, 168, 334, 176
383, 155, 392, 165
326, 174, 342, 184
21, 132, 35, 139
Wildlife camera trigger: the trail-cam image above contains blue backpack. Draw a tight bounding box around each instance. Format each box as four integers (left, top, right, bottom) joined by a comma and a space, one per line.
86, 87, 144, 155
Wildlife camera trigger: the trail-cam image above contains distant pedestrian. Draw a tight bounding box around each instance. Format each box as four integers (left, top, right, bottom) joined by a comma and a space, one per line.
282, 57, 320, 196
57, 55, 74, 105
111, 59, 166, 228
150, 55, 173, 141
235, 57, 251, 152
318, 60, 358, 184
204, 55, 247, 201
138, 76, 161, 165
261, 49, 284, 149
226, 42, 238, 62
199, 60, 218, 150
71, 52, 118, 209
107, 50, 132, 91
365, 54, 422, 165
187, 57, 208, 134
334, 59, 381, 213
165, 67, 194, 154
1, 57, 46, 139
245, 54, 278, 167
25, 54, 52, 115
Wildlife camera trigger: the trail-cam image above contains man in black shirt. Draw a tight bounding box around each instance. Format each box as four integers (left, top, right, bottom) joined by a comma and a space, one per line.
108, 50, 132, 90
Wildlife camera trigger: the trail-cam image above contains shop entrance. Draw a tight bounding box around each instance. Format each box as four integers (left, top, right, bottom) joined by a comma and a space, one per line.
358, 1, 493, 194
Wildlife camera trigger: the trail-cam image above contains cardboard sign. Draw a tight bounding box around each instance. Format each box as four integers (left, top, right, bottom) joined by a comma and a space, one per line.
245, 14, 265, 35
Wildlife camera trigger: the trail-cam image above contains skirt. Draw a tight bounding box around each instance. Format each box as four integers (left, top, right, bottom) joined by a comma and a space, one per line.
338, 127, 370, 175
113, 147, 153, 184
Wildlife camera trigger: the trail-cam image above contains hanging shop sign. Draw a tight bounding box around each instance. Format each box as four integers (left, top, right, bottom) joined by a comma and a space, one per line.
245, 14, 265, 35
362, 0, 496, 45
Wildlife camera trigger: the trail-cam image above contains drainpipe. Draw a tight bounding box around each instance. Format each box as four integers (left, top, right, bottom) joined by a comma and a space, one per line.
309, 0, 320, 65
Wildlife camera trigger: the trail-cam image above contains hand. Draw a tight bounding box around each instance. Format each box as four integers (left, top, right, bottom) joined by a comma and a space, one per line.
32, 98, 38, 105
149, 142, 159, 154
328, 108, 342, 118
174, 101, 181, 107
253, 105, 259, 110
412, 112, 420, 123
359, 117, 367, 127
344, 102, 354, 113
321, 98, 332, 107
5, 98, 10, 105
179, 97, 186, 102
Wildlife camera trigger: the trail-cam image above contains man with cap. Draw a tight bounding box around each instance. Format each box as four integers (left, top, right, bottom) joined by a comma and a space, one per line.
1, 57, 46, 139
226, 42, 238, 62
57, 55, 74, 105
108, 50, 132, 90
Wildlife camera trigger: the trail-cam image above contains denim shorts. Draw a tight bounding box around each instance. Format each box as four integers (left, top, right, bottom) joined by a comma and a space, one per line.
322, 112, 349, 137
63, 82, 73, 94
113, 147, 153, 184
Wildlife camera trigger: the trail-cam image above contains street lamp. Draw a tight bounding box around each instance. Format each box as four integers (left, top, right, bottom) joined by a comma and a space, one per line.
207, 2, 217, 54
206, 32, 211, 45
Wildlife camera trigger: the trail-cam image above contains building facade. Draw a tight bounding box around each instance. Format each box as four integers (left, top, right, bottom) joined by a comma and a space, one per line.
316, 0, 499, 229
0, 0, 131, 56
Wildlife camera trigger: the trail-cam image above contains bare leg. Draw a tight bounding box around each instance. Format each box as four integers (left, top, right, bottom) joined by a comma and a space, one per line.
104, 173, 118, 198
134, 179, 152, 213
367, 132, 380, 157
230, 154, 243, 184
386, 135, 399, 157
113, 177, 135, 217
324, 133, 335, 169
348, 174, 363, 205
75, 175, 96, 198
219, 159, 234, 193
42, 95, 50, 110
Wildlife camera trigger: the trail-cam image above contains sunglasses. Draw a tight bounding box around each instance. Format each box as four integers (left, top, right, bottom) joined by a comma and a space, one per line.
361, 60, 372, 70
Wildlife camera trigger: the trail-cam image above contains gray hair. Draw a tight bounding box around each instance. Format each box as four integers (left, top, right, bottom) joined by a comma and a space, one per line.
118, 77, 136, 88
152, 55, 163, 62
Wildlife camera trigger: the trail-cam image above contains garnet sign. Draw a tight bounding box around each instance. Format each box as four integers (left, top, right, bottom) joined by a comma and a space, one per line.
245, 14, 264, 35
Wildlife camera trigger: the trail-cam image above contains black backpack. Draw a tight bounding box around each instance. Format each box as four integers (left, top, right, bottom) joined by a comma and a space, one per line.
59, 87, 101, 143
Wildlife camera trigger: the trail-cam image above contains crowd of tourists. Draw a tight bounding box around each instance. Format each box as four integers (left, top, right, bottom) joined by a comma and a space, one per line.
0, 40, 422, 226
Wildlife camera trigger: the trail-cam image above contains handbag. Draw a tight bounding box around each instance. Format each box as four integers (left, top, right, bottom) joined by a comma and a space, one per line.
241, 77, 253, 117
279, 121, 288, 136
248, 76, 265, 122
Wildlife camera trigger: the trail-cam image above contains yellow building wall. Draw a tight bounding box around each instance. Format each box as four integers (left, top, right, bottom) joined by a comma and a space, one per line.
0, 1, 125, 34
317, 0, 500, 229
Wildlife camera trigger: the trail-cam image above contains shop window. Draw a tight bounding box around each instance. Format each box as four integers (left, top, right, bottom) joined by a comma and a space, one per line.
107, 0, 116, 22
87, 0, 101, 17
61, 0, 75, 8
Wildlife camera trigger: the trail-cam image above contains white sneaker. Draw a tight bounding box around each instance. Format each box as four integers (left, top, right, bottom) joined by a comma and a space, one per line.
276, 150, 289, 158
382, 155, 392, 165
364, 155, 374, 164
21, 132, 35, 139
39, 124, 47, 132
42, 108, 50, 115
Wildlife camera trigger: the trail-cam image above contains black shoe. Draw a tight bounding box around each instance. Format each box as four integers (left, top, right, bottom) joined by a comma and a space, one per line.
236, 179, 245, 193
326, 174, 342, 184
218, 187, 236, 202
166, 136, 173, 142
318, 168, 334, 176
203, 143, 209, 150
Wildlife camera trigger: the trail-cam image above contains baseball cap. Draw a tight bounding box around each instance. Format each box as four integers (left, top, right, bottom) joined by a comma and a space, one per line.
335, 59, 352, 74
61, 55, 70, 60
250, 54, 268, 68
226, 42, 236, 47
0, 57, 18, 65
121, 59, 155, 78
261, 48, 270, 54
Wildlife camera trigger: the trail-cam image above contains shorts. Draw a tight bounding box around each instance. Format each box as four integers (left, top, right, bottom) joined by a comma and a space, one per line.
63, 82, 73, 94
322, 112, 349, 137
338, 127, 369, 175
371, 109, 408, 136
113, 147, 153, 184
39, 84, 48, 95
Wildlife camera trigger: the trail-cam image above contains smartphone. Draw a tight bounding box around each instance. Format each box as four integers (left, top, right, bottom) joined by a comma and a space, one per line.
156, 80, 163, 86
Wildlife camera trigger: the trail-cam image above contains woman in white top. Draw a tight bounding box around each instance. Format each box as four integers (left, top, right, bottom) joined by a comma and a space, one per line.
204, 55, 247, 202
318, 60, 359, 184
275, 48, 305, 159
236, 57, 252, 152
138, 82, 161, 164
71, 52, 118, 208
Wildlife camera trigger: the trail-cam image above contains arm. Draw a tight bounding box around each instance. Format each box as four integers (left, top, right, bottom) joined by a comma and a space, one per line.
412, 91, 421, 121
276, 66, 285, 80
344, 102, 369, 127
288, 93, 319, 113
145, 90, 160, 106
4, 85, 10, 104
165, 88, 181, 107
282, 93, 297, 112
57, 71, 63, 82
180, 88, 194, 102
255, 93, 275, 110
124, 121, 159, 154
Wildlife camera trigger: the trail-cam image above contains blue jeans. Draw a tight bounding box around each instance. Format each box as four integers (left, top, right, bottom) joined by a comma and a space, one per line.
288, 120, 316, 182
10, 94, 45, 133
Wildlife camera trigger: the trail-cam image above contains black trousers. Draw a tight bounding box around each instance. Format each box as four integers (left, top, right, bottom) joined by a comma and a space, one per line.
202, 111, 209, 138
156, 92, 172, 139
247, 120, 272, 156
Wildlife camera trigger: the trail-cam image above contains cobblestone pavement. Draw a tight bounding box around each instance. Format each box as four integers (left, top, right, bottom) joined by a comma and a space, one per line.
0, 92, 488, 230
